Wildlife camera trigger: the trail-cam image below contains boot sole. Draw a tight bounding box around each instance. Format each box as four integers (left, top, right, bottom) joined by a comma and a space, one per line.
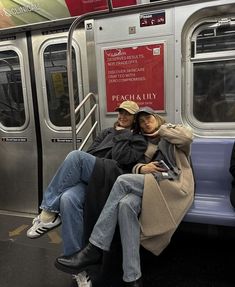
54, 260, 85, 274
54, 260, 101, 275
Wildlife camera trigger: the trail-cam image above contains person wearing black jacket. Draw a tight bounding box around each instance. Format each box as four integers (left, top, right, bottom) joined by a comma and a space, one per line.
26, 100, 147, 286
230, 142, 235, 208
26, 100, 146, 254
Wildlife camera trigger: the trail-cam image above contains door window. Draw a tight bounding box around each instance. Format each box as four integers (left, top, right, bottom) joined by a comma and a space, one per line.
43, 43, 80, 127
0, 50, 26, 128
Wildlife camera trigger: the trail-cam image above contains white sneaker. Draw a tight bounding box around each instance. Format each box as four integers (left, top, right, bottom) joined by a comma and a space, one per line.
27, 214, 61, 238
73, 271, 92, 287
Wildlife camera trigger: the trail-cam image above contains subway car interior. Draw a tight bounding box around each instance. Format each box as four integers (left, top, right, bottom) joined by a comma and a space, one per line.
1, 0, 235, 286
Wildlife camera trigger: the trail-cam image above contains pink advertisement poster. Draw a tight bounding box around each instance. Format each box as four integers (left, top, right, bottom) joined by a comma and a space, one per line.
65, 0, 136, 16
104, 43, 165, 112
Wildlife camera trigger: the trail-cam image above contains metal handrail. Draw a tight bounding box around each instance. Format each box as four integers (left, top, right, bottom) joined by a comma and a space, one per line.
67, 2, 113, 150
74, 92, 95, 115
73, 92, 98, 149
78, 121, 98, 151
76, 104, 97, 135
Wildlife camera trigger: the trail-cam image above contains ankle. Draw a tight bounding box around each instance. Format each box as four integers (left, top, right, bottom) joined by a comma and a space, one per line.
88, 242, 102, 254
40, 210, 56, 223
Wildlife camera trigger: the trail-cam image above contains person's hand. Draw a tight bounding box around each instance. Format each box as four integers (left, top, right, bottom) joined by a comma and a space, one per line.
140, 161, 167, 174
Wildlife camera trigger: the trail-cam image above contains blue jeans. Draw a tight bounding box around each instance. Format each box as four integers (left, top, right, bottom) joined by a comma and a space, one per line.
89, 173, 144, 282
40, 150, 96, 255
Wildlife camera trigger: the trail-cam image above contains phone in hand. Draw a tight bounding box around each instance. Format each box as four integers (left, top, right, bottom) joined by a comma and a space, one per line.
157, 160, 170, 170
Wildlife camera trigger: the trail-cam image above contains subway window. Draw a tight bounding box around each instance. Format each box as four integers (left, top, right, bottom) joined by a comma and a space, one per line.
193, 60, 235, 122
43, 43, 80, 127
0, 50, 26, 128
187, 19, 235, 126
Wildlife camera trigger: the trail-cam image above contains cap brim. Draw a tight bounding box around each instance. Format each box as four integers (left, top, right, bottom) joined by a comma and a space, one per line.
115, 107, 135, 114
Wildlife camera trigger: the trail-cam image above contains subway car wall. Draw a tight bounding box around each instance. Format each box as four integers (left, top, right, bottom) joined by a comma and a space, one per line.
0, 0, 234, 230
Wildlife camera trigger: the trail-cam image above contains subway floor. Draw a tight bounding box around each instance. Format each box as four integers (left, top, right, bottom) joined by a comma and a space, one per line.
0, 214, 235, 287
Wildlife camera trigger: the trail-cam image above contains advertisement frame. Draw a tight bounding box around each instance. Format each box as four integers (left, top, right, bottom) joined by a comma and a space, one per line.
101, 41, 166, 114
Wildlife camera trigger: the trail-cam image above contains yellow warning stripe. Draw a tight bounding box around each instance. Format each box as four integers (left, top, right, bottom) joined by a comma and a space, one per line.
9, 224, 29, 237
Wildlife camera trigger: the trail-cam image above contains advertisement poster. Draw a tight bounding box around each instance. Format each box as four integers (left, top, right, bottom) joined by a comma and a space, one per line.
66, 0, 136, 16
104, 43, 165, 112
0, 0, 136, 29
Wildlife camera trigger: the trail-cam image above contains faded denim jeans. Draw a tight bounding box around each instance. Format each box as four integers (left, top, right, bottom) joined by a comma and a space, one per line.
89, 173, 144, 282
40, 150, 96, 255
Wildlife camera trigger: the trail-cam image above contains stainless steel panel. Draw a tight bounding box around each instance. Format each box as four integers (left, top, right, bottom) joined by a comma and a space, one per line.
0, 33, 38, 214
31, 27, 91, 190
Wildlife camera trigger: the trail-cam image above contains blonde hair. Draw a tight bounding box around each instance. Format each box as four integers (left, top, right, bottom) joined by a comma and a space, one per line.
154, 114, 166, 127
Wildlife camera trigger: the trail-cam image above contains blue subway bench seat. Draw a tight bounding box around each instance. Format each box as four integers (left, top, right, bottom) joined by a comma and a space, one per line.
183, 139, 235, 227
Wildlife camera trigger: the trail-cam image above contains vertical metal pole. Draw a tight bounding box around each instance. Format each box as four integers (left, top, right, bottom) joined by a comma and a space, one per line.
66, 2, 112, 150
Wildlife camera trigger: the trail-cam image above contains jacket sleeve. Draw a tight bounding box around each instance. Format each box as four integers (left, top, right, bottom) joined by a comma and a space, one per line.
86, 128, 111, 154
230, 143, 235, 178
158, 123, 193, 156
111, 130, 147, 165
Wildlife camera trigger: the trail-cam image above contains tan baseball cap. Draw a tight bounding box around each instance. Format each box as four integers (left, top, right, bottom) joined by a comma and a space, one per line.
115, 101, 139, 114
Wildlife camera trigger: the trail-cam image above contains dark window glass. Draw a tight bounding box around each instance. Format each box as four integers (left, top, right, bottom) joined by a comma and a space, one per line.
196, 26, 235, 53
43, 43, 80, 127
193, 60, 235, 122
0, 50, 25, 127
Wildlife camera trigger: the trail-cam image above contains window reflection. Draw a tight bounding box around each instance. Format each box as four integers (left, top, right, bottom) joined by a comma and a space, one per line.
192, 23, 235, 123
193, 61, 235, 122
196, 26, 235, 53
0, 50, 25, 127
43, 43, 80, 127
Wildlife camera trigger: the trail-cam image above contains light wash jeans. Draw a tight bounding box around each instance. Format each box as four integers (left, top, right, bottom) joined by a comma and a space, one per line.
40, 150, 96, 256
89, 173, 144, 282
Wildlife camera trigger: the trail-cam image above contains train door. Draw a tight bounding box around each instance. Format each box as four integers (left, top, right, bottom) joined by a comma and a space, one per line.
0, 33, 38, 214
31, 26, 90, 193
0, 25, 92, 215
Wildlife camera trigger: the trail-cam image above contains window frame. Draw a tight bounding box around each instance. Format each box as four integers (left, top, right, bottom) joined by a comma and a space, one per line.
39, 37, 83, 130
0, 46, 29, 131
183, 17, 235, 136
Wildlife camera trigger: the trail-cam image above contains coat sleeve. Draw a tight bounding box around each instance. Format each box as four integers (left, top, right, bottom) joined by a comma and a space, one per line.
158, 123, 193, 156
86, 128, 111, 154
111, 131, 147, 165
230, 142, 235, 178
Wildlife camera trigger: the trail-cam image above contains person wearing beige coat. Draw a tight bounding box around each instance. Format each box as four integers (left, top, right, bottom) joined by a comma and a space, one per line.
139, 127, 194, 256
135, 111, 195, 256
55, 106, 195, 287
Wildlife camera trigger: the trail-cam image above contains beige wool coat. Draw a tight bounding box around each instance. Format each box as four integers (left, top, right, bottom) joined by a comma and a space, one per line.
138, 124, 195, 256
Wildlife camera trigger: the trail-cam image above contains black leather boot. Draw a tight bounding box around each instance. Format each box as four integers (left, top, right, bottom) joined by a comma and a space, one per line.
124, 277, 143, 287
55, 243, 103, 274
